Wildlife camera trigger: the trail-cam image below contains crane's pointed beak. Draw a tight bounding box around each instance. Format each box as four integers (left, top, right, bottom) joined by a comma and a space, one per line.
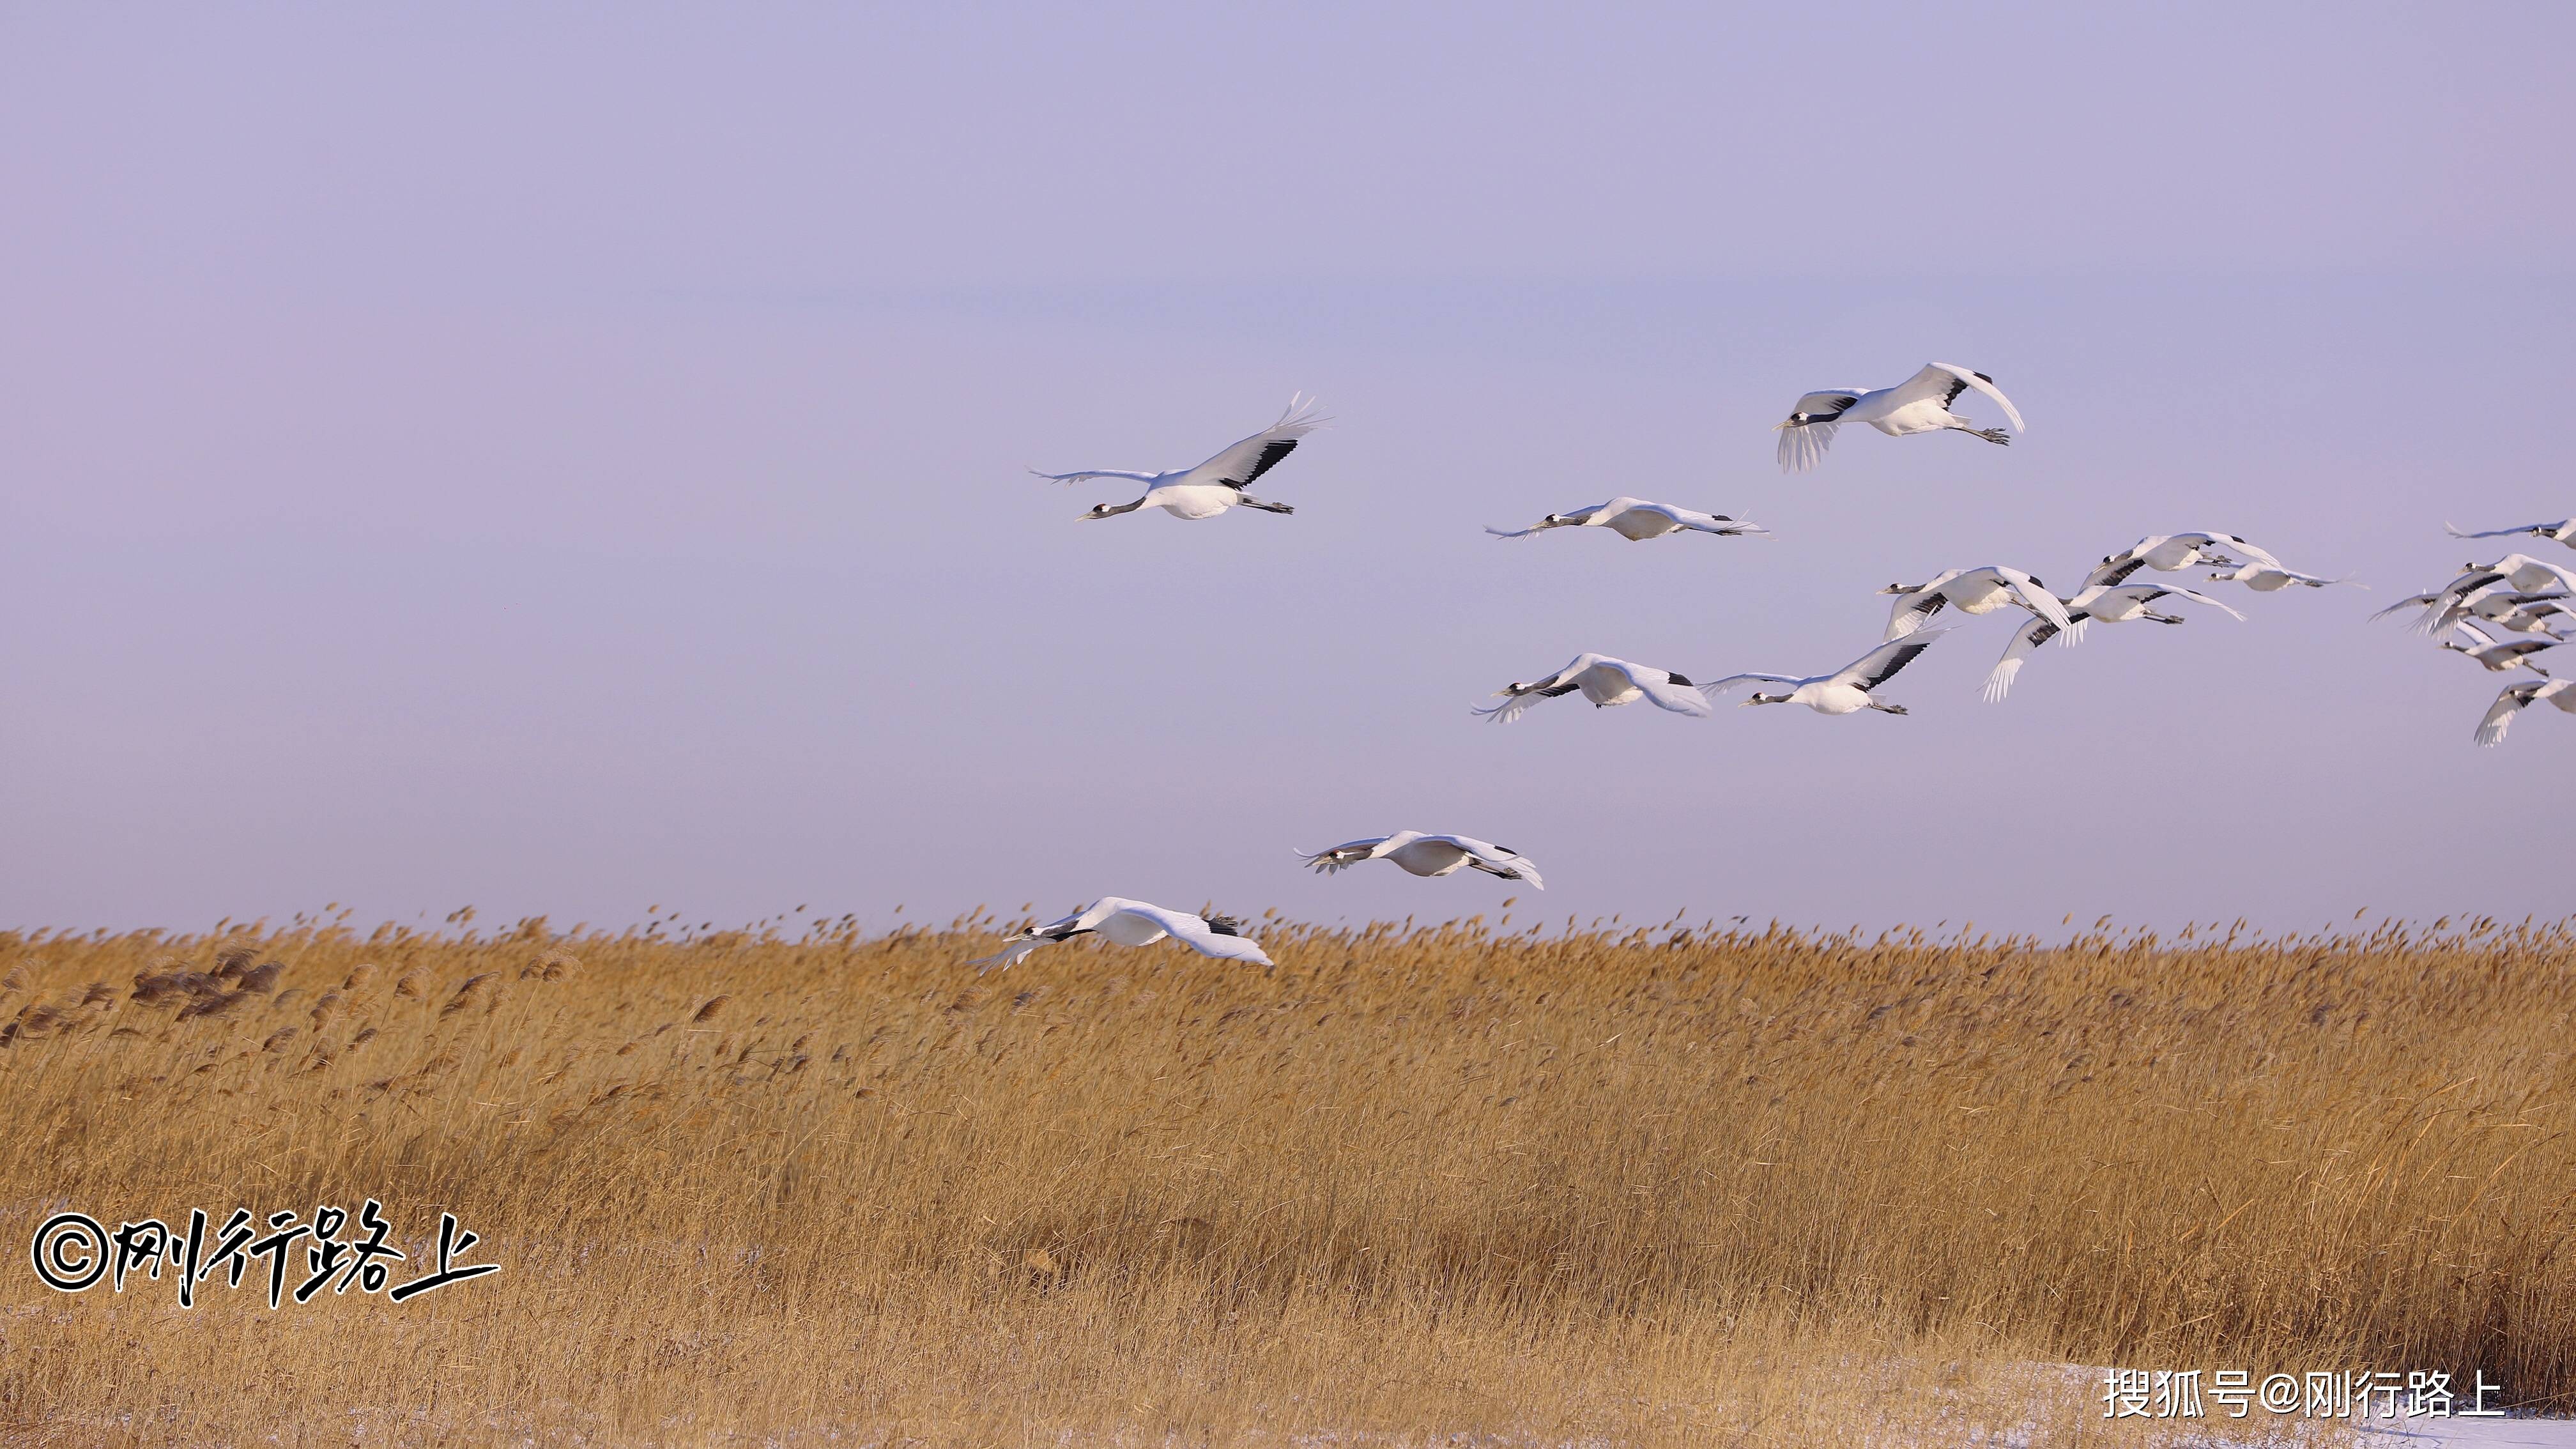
1771, 420, 1792, 431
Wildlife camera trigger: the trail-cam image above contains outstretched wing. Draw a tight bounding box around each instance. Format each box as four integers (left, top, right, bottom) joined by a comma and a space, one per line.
1883, 592, 1952, 641
1888, 364, 2027, 432
2476, 682, 2538, 747
2496, 553, 2576, 594
1666, 505, 1770, 537
2084, 551, 2152, 590
2237, 567, 2361, 590
2370, 592, 2444, 624
1030, 467, 1161, 486
1627, 500, 1768, 537
969, 936, 1052, 973
1606, 661, 1715, 717
1430, 835, 1547, 891
1997, 570, 2075, 631
1775, 391, 1859, 472
1177, 394, 1326, 491
2163, 585, 2248, 621
1774, 418, 1840, 473
1487, 502, 1604, 539
1982, 615, 2068, 703
1473, 686, 1581, 724
1296, 836, 1396, 873
1832, 631, 1949, 691
1472, 654, 1597, 723
1703, 671, 1804, 699
2448, 519, 2561, 540
1883, 569, 1963, 641
2450, 619, 2503, 651
1126, 902, 1275, 966
2201, 533, 2284, 571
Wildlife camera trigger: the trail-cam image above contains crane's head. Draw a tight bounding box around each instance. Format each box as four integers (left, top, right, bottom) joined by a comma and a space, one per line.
1080, 503, 1116, 521
1877, 583, 1918, 595
1742, 692, 1789, 707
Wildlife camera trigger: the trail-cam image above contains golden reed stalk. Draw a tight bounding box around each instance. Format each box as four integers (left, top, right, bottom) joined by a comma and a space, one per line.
3, 912, 2569, 1445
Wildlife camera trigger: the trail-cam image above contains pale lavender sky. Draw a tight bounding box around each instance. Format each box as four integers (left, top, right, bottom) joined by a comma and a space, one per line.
4, 4, 2573, 936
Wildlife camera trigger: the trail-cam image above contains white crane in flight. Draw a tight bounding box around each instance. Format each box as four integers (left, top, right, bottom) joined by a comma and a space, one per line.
1032, 395, 1322, 521
1775, 363, 2025, 472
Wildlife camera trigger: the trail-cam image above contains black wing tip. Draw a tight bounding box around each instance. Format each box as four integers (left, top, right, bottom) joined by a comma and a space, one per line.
1226, 437, 1301, 488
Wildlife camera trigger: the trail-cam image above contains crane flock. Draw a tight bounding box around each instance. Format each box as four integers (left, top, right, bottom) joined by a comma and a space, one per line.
2377, 544, 2576, 747
985, 372, 2567, 968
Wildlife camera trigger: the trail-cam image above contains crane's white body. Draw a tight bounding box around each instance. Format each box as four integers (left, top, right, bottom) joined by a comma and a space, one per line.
2062, 581, 2244, 641
1296, 832, 1545, 890
1034, 395, 1322, 520
2441, 620, 2559, 674
2476, 677, 2576, 747
1487, 497, 1768, 542
1881, 565, 2073, 640
1708, 632, 1949, 716
1775, 363, 2025, 471
971, 897, 1272, 972
1475, 654, 1712, 724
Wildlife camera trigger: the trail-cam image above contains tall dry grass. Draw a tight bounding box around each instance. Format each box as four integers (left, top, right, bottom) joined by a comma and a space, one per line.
1, 909, 2571, 1445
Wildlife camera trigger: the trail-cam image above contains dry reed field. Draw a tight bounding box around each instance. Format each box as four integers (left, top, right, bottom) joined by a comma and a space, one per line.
3, 909, 2572, 1446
